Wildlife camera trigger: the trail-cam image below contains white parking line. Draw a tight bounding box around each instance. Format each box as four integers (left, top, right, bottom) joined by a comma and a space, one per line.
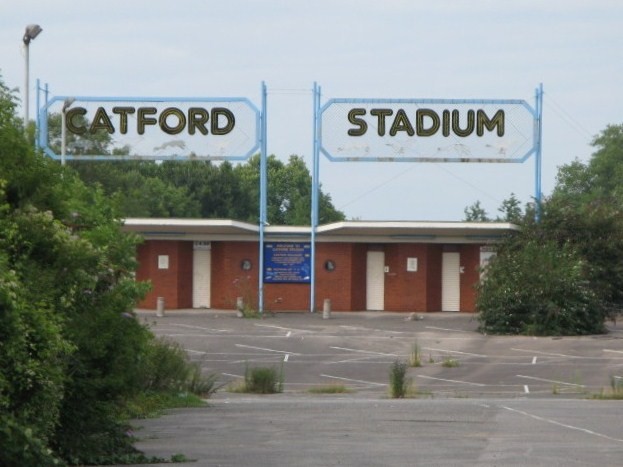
422, 347, 487, 358
512, 348, 575, 358
604, 349, 623, 355
425, 326, 472, 333
502, 406, 623, 443
254, 324, 315, 334
416, 375, 486, 386
330, 346, 400, 357
235, 344, 301, 355
320, 374, 387, 387
167, 323, 230, 333
516, 375, 585, 387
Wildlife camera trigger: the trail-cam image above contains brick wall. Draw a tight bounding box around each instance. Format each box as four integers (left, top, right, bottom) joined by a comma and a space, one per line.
136, 240, 192, 309
135, 239, 482, 312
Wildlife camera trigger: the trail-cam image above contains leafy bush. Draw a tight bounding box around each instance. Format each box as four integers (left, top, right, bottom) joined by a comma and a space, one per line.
477, 238, 604, 335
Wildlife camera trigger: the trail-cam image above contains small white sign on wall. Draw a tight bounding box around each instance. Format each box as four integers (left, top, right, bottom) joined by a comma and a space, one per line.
407, 257, 418, 272
158, 255, 169, 270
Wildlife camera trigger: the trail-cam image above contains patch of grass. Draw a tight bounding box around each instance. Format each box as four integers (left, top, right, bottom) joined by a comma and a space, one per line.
441, 357, 460, 368
122, 391, 207, 420
409, 341, 422, 367
308, 384, 354, 394
591, 376, 623, 400
228, 365, 284, 394
389, 360, 410, 398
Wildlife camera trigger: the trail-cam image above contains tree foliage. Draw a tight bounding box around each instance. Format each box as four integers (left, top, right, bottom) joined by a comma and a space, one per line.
0, 74, 156, 464
478, 124, 623, 335
67, 154, 345, 225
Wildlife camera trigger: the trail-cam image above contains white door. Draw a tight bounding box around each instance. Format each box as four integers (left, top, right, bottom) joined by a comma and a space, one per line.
442, 252, 460, 311
366, 251, 385, 311
192, 247, 211, 308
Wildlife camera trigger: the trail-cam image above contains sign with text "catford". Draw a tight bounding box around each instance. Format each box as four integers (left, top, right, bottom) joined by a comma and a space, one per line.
319, 98, 538, 163
39, 96, 260, 161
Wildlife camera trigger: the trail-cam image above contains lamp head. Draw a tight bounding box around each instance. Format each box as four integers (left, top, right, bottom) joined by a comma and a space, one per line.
23, 24, 43, 45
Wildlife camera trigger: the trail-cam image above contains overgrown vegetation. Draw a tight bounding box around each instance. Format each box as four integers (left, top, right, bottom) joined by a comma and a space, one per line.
0, 75, 217, 465
471, 124, 623, 335
409, 341, 422, 367
307, 384, 353, 394
229, 364, 284, 394
389, 360, 410, 398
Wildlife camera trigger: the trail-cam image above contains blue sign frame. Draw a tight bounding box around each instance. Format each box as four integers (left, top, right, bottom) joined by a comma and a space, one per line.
264, 242, 312, 283
37, 95, 261, 161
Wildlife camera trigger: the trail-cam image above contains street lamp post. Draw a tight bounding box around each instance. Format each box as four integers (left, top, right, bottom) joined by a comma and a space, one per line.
23, 24, 43, 129
61, 98, 75, 165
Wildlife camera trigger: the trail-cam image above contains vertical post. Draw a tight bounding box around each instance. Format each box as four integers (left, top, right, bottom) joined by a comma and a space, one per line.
258, 82, 268, 314
310, 83, 321, 312
38, 83, 49, 150
535, 83, 543, 221
35, 78, 40, 149
23, 43, 30, 129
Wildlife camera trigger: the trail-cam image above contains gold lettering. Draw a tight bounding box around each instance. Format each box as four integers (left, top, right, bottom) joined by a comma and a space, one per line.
89, 107, 115, 134
389, 109, 415, 136
370, 108, 393, 136
65, 107, 87, 135
451, 109, 475, 137
477, 109, 504, 136
137, 107, 158, 135
347, 108, 367, 136
159, 107, 186, 135
112, 107, 136, 134
416, 109, 440, 137
211, 107, 235, 135
188, 107, 209, 135
442, 110, 451, 137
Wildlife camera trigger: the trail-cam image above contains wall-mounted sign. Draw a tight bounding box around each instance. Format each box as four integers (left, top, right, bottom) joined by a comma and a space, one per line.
264, 243, 311, 283
319, 98, 538, 163
39, 96, 260, 161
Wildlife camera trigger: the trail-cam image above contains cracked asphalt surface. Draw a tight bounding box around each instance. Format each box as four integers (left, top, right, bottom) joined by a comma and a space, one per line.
127, 310, 623, 466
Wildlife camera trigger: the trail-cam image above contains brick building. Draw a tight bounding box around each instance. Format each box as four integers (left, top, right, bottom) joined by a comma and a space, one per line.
122, 219, 517, 313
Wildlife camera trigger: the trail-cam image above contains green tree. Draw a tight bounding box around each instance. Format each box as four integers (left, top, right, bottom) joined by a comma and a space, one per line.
463, 200, 490, 221
496, 193, 523, 223
0, 74, 153, 463
478, 123, 623, 335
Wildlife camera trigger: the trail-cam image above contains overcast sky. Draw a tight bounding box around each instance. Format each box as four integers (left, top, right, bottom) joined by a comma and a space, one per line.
2, 1, 621, 221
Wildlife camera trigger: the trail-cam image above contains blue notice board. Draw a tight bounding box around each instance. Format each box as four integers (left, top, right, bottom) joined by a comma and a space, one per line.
264, 243, 311, 283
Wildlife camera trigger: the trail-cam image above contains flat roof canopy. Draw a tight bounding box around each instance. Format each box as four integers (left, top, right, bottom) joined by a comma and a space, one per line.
122, 218, 518, 243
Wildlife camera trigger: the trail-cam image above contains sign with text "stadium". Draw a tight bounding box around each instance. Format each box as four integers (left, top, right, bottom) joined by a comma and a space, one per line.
39, 96, 260, 161
319, 98, 538, 163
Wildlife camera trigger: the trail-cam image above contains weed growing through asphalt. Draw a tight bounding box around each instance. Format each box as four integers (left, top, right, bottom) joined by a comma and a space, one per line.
228, 364, 284, 394
441, 357, 460, 368
308, 384, 354, 394
409, 341, 422, 367
592, 375, 623, 400
389, 360, 410, 398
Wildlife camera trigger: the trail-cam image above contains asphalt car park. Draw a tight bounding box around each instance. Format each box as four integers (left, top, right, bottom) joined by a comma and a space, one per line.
129, 309, 623, 466
137, 309, 623, 398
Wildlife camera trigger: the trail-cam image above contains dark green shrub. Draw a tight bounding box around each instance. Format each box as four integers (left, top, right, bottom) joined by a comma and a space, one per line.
478, 238, 604, 335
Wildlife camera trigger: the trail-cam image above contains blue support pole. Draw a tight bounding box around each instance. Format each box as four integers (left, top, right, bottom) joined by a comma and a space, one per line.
535, 83, 543, 221
259, 82, 268, 314
310, 83, 320, 312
